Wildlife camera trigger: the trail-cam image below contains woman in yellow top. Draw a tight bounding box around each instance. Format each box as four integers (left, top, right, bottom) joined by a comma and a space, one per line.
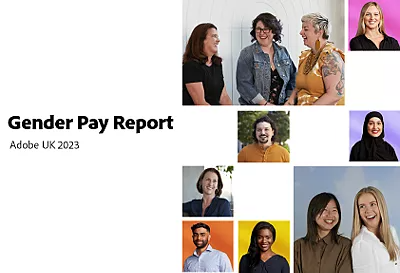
286, 13, 345, 106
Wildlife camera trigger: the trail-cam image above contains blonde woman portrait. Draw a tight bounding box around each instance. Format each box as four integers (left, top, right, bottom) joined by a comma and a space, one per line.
351, 186, 400, 273
349, 2, 400, 50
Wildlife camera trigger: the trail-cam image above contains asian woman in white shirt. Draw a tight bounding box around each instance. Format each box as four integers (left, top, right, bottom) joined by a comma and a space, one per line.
351, 186, 400, 273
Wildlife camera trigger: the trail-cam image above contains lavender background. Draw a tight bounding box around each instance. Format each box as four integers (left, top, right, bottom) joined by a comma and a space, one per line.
349, 111, 400, 156
348, 0, 400, 50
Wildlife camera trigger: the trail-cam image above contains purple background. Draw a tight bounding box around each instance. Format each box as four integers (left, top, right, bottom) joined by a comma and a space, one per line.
348, 0, 400, 50
349, 111, 400, 156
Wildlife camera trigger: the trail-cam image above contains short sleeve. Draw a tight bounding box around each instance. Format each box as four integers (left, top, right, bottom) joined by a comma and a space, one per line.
183, 61, 204, 84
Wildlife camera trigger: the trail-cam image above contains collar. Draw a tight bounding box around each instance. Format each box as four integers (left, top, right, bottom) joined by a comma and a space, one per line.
193, 244, 213, 257
360, 225, 381, 242
319, 232, 334, 245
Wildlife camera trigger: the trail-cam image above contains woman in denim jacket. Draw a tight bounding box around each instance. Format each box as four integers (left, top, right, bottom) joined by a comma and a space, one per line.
236, 13, 297, 105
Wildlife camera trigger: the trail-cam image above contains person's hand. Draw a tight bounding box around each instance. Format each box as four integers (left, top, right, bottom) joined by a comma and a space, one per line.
284, 100, 294, 106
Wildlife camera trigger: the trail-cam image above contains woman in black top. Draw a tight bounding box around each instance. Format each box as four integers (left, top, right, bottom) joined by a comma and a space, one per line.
350, 2, 400, 50
350, 111, 398, 161
182, 23, 232, 105
239, 221, 289, 273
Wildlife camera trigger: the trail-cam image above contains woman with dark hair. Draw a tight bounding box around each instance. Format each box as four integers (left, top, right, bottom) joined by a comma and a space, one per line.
236, 12, 296, 105
183, 23, 232, 105
350, 2, 399, 50
350, 111, 398, 161
239, 221, 289, 273
182, 168, 232, 217
294, 192, 352, 273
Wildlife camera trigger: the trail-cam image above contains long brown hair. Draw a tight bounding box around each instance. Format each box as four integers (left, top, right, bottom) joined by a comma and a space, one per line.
355, 2, 386, 37
182, 23, 222, 65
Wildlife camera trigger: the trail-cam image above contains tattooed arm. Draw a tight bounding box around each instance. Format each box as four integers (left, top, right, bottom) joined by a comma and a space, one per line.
313, 51, 344, 105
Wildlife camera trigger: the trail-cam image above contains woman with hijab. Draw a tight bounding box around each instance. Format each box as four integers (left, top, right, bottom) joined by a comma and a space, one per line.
236, 12, 296, 105
239, 221, 289, 273
183, 23, 232, 105
294, 192, 352, 273
285, 13, 345, 105
182, 168, 232, 217
351, 186, 400, 272
350, 111, 398, 161
350, 2, 400, 50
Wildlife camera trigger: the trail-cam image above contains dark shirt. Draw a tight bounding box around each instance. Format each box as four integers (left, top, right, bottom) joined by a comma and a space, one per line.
268, 69, 284, 105
294, 234, 352, 273
239, 254, 289, 273
350, 140, 398, 161
182, 196, 232, 217
183, 60, 224, 105
349, 34, 400, 50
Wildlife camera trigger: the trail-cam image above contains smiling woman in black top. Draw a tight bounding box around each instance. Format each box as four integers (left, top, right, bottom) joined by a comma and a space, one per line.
350, 2, 399, 50
239, 221, 289, 273
183, 23, 232, 105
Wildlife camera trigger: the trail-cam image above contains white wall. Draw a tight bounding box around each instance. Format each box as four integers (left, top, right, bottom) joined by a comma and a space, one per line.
182, 0, 345, 104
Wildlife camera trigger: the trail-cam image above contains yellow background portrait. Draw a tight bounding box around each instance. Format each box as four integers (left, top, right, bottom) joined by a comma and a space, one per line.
238, 220, 290, 267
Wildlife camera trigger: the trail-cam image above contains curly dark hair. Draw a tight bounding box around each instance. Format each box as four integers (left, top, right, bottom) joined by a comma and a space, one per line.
250, 13, 283, 43
246, 221, 276, 269
252, 115, 277, 143
196, 168, 224, 197
183, 23, 222, 65
304, 192, 342, 244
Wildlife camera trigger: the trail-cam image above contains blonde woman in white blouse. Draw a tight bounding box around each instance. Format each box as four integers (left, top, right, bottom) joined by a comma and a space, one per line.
351, 186, 400, 273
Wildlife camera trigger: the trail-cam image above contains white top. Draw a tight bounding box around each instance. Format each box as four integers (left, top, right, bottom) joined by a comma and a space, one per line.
352, 225, 400, 273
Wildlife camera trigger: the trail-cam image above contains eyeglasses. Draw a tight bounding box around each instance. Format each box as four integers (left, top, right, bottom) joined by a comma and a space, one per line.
255, 27, 271, 33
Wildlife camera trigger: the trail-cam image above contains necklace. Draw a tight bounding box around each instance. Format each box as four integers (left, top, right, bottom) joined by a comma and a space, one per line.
303, 44, 327, 75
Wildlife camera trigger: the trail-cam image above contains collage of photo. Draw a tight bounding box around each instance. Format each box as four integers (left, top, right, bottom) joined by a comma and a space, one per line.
181, 0, 400, 273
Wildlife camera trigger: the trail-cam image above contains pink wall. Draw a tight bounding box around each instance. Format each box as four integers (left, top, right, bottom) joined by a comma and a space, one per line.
348, 0, 400, 50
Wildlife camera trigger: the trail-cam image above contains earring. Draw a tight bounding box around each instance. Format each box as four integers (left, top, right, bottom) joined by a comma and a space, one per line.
315, 40, 320, 51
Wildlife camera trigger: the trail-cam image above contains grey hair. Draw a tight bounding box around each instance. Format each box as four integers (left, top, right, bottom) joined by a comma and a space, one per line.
301, 13, 330, 39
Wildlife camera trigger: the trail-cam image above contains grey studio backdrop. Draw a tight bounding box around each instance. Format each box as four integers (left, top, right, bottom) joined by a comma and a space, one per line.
294, 166, 400, 240
182, 0, 345, 104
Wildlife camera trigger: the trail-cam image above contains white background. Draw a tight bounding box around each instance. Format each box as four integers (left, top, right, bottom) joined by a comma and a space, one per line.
1, 0, 400, 272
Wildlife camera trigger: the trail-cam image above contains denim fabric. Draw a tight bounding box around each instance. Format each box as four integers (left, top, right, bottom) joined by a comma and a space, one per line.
236, 41, 297, 105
